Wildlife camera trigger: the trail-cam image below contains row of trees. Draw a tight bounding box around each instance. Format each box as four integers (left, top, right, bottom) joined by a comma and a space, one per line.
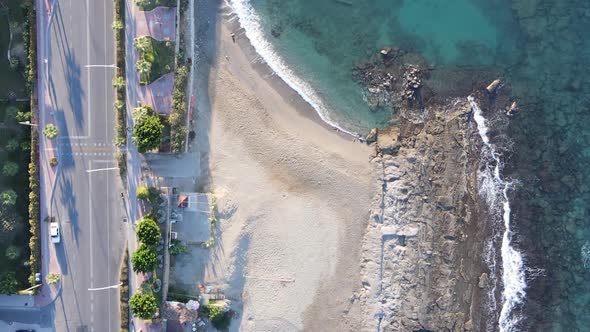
134, 36, 154, 84
129, 213, 161, 319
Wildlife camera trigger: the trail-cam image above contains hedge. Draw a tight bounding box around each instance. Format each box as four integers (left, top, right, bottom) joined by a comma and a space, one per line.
25, 0, 40, 290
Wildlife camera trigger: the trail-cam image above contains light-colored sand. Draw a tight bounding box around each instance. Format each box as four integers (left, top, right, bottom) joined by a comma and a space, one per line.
189, 12, 376, 331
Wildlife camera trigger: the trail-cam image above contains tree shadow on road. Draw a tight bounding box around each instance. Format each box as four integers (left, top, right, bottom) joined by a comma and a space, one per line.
52, 4, 85, 131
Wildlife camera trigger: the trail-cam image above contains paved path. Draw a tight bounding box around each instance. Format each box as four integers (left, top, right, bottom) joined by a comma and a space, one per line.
135, 7, 176, 41
140, 72, 174, 115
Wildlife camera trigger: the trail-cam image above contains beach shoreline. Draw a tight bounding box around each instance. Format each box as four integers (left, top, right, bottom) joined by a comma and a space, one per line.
183, 1, 495, 330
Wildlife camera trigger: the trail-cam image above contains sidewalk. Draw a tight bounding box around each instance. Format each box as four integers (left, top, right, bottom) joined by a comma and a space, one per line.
35, 0, 62, 310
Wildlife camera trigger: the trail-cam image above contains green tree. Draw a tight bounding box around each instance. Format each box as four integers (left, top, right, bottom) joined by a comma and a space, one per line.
46, 273, 61, 284
5, 245, 19, 260
131, 244, 157, 273
136, 217, 161, 246
113, 76, 126, 90
3, 162, 18, 176
5, 139, 19, 152
132, 113, 163, 153
136, 58, 152, 82
0, 272, 18, 294
43, 124, 59, 139
134, 36, 151, 53
129, 292, 158, 319
137, 185, 149, 200
1, 190, 17, 206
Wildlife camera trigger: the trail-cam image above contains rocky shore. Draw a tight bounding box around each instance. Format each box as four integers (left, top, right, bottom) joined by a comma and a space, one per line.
359, 98, 493, 331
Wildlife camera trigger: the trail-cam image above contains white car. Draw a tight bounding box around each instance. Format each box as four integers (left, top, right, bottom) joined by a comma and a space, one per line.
50, 222, 60, 243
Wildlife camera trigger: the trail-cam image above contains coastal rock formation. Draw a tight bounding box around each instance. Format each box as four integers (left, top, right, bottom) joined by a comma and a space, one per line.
360, 100, 489, 331
352, 48, 430, 111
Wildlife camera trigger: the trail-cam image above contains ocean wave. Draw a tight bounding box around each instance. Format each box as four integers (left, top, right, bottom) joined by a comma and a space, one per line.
227, 0, 360, 138
468, 96, 526, 332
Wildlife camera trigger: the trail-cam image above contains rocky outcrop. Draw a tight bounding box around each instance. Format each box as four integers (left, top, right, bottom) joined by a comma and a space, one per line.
360, 100, 489, 331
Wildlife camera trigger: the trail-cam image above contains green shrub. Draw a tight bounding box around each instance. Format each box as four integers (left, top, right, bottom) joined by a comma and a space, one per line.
136, 185, 149, 200
201, 303, 232, 330
43, 124, 59, 139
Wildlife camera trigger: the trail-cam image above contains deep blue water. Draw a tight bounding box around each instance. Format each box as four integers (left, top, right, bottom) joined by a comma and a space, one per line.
231, 0, 590, 330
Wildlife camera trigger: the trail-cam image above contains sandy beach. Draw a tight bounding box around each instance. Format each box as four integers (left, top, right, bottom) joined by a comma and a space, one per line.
185, 3, 376, 331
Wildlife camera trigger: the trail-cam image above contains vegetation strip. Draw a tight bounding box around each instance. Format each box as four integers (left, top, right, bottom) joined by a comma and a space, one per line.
114, 0, 127, 148
170, 0, 190, 153
120, 247, 130, 332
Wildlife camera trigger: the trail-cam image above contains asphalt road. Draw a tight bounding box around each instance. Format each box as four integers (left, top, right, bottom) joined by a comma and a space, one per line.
45, 0, 126, 330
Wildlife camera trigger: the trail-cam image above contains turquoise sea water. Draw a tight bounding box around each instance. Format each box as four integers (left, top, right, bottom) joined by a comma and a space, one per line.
232, 0, 590, 330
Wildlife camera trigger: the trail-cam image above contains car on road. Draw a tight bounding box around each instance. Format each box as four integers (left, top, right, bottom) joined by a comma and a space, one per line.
50, 222, 60, 243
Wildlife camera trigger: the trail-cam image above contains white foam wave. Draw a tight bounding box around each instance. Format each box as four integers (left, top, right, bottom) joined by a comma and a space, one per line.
468, 96, 526, 332
227, 0, 361, 138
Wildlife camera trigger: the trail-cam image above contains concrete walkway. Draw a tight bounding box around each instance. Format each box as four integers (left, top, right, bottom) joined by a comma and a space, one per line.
140, 72, 174, 115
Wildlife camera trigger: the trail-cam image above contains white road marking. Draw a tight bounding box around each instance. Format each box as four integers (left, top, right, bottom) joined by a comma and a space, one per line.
86, 167, 119, 173
85, 64, 117, 68
88, 283, 122, 291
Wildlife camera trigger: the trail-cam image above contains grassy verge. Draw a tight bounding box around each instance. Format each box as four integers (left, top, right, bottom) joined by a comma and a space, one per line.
135, 0, 176, 12
137, 37, 174, 85
120, 247, 130, 332
114, 0, 127, 147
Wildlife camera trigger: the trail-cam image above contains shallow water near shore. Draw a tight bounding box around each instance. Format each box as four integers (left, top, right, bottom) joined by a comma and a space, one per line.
229, 0, 590, 330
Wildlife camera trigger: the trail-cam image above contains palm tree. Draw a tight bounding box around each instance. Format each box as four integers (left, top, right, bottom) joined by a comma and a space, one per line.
136, 59, 152, 82
134, 36, 151, 53
113, 76, 126, 90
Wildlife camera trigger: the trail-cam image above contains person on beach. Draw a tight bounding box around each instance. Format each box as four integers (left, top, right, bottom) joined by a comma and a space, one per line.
231, 33, 236, 43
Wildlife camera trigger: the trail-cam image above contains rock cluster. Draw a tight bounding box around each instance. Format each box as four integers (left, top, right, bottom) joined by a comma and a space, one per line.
402, 66, 422, 101
359, 101, 490, 331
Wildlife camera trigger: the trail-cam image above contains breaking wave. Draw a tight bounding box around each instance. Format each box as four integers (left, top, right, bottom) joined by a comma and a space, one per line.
468, 96, 526, 332
228, 0, 360, 138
